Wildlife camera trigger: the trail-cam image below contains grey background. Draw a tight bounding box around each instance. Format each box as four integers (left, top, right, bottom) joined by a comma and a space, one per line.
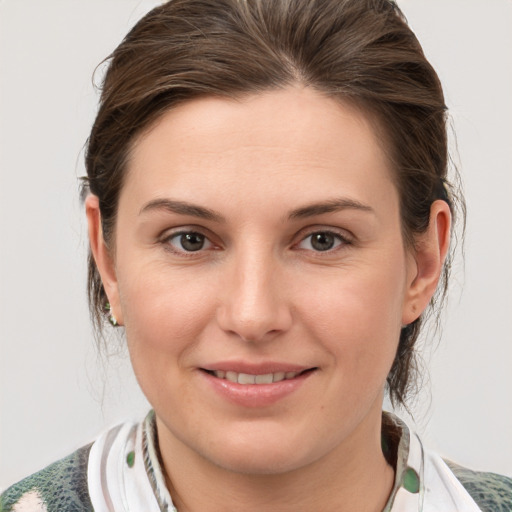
1, 0, 511, 489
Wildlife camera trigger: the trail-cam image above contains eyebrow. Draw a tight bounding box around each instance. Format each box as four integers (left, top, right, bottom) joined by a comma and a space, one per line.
139, 199, 226, 222
288, 198, 374, 219
139, 197, 374, 222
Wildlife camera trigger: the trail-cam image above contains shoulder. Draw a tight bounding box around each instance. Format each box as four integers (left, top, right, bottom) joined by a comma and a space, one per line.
445, 459, 512, 512
0, 444, 94, 512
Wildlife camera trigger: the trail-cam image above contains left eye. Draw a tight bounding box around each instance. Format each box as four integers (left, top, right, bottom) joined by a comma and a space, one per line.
297, 231, 346, 252
167, 232, 213, 252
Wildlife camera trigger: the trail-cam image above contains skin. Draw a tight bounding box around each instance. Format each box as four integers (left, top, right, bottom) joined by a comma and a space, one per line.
87, 87, 451, 511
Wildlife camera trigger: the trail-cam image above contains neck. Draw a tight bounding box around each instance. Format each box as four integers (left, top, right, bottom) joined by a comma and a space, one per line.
156, 407, 395, 512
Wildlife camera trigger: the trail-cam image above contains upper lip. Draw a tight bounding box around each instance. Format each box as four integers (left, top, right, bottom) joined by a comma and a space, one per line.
200, 361, 314, 374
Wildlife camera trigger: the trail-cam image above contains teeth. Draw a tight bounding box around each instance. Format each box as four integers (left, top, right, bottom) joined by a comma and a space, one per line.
212, 370, 301, 384
273, 371, 285, 382
238, 373, 256, 384
255, 373, 273, 384
225, 371, 238, 383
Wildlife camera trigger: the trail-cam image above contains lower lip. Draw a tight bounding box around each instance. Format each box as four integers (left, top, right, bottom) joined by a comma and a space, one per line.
200, 370, 314, 408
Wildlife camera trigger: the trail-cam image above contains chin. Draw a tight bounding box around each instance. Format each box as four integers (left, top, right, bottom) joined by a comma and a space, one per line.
199, 426, 324, 476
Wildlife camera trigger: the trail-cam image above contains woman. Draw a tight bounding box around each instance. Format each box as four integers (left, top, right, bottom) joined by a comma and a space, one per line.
1, 0, 511, 510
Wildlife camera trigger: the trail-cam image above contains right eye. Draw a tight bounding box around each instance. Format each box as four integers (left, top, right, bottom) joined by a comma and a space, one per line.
166, 231, 214, 253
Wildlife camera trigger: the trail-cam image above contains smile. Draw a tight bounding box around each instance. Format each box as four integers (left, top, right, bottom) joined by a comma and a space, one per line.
204, 369, 311, 385
200, 366, 316, 407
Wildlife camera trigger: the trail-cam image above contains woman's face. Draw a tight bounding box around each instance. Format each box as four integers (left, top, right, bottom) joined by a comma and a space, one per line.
91, 88, 428, 475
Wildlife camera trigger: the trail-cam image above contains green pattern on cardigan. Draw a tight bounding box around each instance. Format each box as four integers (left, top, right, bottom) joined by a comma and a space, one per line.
0, 445, 93, 512
446, 460, 512, 512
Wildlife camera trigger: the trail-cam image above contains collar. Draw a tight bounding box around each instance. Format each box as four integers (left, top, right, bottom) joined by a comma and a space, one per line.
381, 412, 482, 511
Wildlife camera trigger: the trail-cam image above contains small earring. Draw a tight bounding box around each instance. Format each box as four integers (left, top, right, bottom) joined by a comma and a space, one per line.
105, 302, 119, 327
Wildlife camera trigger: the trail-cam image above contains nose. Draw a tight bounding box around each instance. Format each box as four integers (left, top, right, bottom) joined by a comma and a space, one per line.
216, 248, 293, 343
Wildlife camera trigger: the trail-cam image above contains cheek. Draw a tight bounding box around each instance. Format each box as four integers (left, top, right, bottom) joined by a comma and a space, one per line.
116, 266, 221, 412
298, 261, 406, 375
117, 262, 217, 365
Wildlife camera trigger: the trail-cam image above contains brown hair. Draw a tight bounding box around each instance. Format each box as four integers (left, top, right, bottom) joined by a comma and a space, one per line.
84, 0, 464, 407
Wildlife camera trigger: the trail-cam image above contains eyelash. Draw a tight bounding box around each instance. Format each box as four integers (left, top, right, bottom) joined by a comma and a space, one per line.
161, 228, 352, 256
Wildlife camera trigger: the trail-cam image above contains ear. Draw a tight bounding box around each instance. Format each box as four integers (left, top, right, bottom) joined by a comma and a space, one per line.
402, 200, 451, 325
85, 194, 124, 326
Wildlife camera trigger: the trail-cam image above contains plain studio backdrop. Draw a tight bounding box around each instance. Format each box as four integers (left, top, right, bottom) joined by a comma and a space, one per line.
0, 0, 511, 490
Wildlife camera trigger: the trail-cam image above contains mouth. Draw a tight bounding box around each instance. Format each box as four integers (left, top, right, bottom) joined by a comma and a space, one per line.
201, 368, 317, 385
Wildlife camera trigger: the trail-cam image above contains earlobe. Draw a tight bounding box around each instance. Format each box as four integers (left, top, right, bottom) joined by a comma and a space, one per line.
85, 194, 123, 326
402, 200, 451, 325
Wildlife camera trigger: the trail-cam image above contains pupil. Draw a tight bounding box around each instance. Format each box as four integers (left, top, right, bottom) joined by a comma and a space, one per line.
181, 233, 204, 251
311, 232, 334, 251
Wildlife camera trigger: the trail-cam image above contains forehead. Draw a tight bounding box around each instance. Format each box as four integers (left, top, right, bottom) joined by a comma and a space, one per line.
124, 87, 396, 214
